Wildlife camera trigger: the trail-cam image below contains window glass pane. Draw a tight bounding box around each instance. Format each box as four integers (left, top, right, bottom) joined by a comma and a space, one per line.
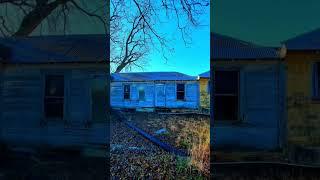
44, 75, 64, 119
215, 71, 238, 94
45, 75, 64, 96
214, 96, 238, 121
124, 85, 130, 99
177, 92, 185, 100
177, 84, 185, 91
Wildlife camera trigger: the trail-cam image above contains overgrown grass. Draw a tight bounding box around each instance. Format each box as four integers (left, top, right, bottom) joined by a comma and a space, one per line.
170, 117, 210, 177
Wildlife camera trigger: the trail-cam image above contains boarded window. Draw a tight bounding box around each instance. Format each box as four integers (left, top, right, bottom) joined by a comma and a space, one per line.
124, 84, 130, 100
214, 71, 239, 121
139, 87, 145, 101
176, 83, 185, 100
44, 75, 64, 119
312, 62, 320, 98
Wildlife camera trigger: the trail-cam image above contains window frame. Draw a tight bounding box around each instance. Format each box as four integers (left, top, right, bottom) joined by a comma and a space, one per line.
214, 70, 240, 122
123, 84, 130, 100
176, 83, 185, 101
43, 74, 65, 120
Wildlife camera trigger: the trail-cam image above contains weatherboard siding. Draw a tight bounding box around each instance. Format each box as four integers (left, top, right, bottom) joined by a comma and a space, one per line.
0, 64, 107, 149
110, 81, 199, 109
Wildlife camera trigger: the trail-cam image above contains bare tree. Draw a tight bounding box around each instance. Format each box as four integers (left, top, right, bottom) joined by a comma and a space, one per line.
0, 0, 107, 37
110, 0, 209, 73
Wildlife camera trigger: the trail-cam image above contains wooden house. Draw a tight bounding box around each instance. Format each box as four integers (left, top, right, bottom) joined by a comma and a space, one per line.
283, 28, 320, 148
0, 34, 108, 153
212, 33, 286, 150
198, 71, 210, 109
110, 72, 199, 110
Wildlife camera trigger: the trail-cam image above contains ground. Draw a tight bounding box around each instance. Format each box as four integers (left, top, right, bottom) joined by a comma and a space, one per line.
0, 150, 106, 179
110, 111, 210, 179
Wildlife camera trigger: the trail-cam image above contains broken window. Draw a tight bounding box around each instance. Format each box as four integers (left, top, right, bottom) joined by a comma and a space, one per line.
124, 84, 130, 100
44, 75, 64, 119
176, 83, 185, 100
214, 71, 239, 121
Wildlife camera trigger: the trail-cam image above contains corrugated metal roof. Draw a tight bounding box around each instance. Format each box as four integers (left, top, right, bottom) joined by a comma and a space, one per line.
212, 33, 280, 60
111, 72, 197, 82
0, 34, 109, 63
198, 71, 210, 78
283, 28, 320, 50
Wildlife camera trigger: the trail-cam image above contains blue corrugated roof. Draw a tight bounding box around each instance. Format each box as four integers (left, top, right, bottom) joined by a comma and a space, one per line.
212, 33, 279, 60
283, 28, 320, 50
198, 71, 210, 78
111, 72, 197, 82
0, 34, 109, 63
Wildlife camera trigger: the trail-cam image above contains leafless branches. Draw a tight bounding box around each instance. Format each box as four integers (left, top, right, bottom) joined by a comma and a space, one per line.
0, 0, 107, 37
110, 0, 209, 73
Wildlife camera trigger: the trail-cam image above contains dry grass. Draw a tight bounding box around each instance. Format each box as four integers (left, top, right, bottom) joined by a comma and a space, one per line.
169, 116, 210, 176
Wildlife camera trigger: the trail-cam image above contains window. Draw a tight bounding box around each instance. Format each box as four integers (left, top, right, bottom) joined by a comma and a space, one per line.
312, 62, 320, 98
214, 71, 239, 121
124, 84, 130, 100
176, 83, 185, 100
44, 75, 64, 119
139, 87, 145, 101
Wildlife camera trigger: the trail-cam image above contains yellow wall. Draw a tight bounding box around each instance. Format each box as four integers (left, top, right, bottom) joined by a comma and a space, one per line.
286, 51, 320, 147
199, 77, 210, 109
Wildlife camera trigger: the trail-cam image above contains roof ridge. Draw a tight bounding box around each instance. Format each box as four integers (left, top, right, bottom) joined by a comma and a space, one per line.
283, 27, 320, 43
213, 32, 276, 49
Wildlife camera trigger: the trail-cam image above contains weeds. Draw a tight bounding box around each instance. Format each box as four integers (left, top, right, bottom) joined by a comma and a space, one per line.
172, 116, 210, 177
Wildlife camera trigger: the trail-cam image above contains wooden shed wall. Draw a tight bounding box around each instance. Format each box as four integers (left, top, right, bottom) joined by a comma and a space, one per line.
0, 64, 108, 149
286, 52, 320, 147
199, 77, 210, 108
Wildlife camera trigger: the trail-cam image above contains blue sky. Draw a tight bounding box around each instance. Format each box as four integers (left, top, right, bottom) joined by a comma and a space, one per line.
212, 0, 320, 46
132, 6, 210, 76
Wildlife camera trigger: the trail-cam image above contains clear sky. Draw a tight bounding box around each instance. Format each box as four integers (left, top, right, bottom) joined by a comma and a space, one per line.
132, 6, 210, 76
212, 0, 320, 47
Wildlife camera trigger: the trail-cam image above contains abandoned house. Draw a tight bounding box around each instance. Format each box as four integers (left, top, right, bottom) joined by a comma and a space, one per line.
110, 72, 199, 110
212, 33, 286, 150
0, 34, 108, 153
